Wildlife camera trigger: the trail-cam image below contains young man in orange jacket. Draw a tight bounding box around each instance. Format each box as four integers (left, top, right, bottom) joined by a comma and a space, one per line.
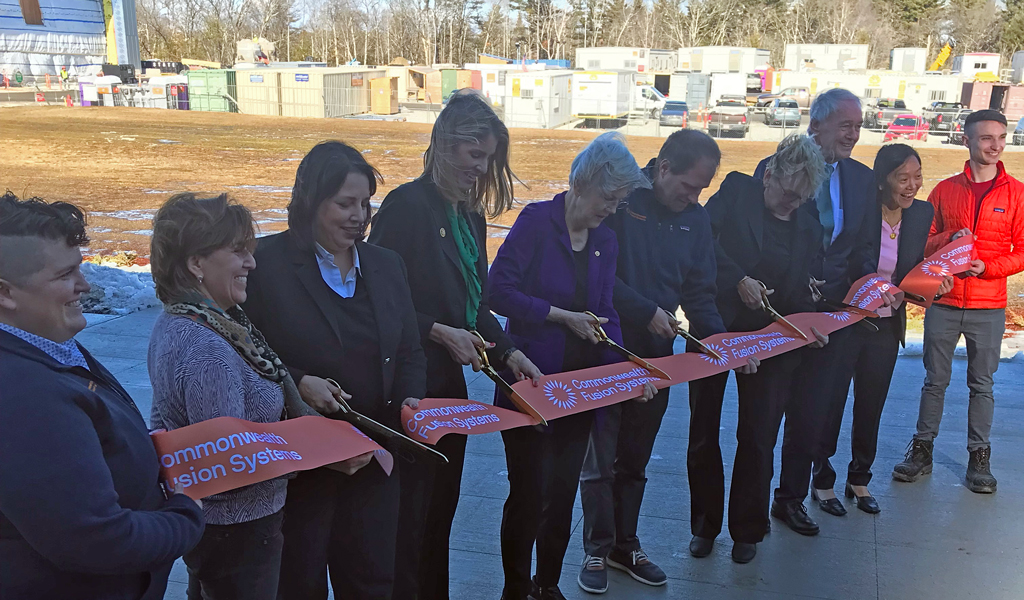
894, 110, 1024, 493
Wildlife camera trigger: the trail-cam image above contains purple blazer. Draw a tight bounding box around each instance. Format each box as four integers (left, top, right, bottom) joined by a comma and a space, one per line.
488, 193, 623, 410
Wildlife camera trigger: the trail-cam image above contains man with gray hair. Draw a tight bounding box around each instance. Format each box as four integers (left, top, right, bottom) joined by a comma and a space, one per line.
754, 87, 876, 533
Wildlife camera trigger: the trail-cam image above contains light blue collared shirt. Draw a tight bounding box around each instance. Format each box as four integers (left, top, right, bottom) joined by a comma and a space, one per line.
315, 243, 361, 298
0, 322, 90, 370
828, 161, 844, 242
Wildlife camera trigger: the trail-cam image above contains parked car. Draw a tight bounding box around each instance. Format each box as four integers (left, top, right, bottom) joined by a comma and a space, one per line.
947, 110, 975, 145
754, 86, 812, 112
884, 115, 929, 142
706, 95, 749, 138
659, 100, 689, 127
922, 101, 965, 134
763, 98, 801, 127
864, 98, 909, 130
1013, 117, 1024, 146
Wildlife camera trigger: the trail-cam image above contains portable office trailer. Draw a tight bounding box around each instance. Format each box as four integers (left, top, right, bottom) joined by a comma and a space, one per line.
574, 47, 676, 76
709, 73, 747, 104
784, 44, 869, 72
771, 70, 963, 108
571, 70, 632, 119
890, 48, 928, 74
503, 70, 573, 129
951, 53, 1001, 80
676, 47, 770, 74
141, 75, 186, 108
236, 69, 282, 115
1012, 51, 1024, 84
187, 69, 237, 112
322, 68, 387, 117
466, 63, 547, 106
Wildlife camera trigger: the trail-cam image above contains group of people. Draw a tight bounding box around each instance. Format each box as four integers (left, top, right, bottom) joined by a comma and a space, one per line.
0, 87, 1021, 600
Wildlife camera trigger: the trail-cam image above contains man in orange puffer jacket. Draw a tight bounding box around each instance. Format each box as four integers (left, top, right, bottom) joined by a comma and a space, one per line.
894, 110, 1024, 494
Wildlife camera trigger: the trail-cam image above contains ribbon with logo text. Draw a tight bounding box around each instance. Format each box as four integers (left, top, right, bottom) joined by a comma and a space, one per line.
896, 234, 974, 308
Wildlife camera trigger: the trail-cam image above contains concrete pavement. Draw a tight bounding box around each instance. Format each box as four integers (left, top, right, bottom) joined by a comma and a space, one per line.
78, 308, 1024, 600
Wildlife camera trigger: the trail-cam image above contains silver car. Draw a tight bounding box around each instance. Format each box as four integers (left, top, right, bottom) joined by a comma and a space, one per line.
764, 98, 801, 127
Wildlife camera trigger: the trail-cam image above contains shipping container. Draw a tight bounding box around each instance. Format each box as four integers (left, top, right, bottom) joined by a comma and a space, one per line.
504, 70, 573, 129
187, 69, 238, 112
571, 70, 633, 119
685, 73, 711, 111
1012, 51, 1024, 84
470, 70, 482, 90
441, 69, 459, 101
669, 72, 689, 100
425, 70, 443, 103
370, 77, 399, 115
456, 69, 472, 90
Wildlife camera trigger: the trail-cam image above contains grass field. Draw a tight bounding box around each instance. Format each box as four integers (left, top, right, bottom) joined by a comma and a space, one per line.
3, 105, 1023, 324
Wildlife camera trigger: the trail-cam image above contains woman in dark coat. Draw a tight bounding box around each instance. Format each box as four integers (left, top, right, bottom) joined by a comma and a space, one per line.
241, 141, 427, 600
368, 91, 542, 600
488, 132, 656, 600
690, 134, 830, 564
812, 144, 954, 516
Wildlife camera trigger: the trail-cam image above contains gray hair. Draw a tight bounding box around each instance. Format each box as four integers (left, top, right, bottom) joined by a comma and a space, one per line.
569, 132, 651, 197
809, 88, 861, 123
766, 133, 830, 200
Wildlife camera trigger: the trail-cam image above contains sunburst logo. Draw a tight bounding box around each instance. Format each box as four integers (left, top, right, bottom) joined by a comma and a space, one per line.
827, 311, 852, 321
543, 380, 578, 409
921, 260, 951, 277
699, 343, 730, 366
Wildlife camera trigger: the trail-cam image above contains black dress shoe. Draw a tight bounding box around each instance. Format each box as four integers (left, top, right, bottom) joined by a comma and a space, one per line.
689, 535, 715, 558
770, 500, 820, 536
811, 488, 848, 517
731, 542, 757, 564
845, 483, 881, 514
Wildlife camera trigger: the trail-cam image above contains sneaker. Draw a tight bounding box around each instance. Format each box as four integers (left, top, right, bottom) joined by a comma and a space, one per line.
966, 447, 997, 494
577, 555, 608, 594
893, 438, 933, 482
606, 547, 667, 587
527, 576, 566, 600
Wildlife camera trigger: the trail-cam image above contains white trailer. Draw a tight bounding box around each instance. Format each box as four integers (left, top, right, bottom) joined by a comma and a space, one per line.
772, 70, 964, 108
677, 47, 770, 74
571, 70, 633, 119
709, 73, 747, 105
465, 62, 547, 106
503, 70, 573, 129
951, 53, 1001, 80
574, 47, 676, 77
784, 44, 869, 72
890, 48, 928, 74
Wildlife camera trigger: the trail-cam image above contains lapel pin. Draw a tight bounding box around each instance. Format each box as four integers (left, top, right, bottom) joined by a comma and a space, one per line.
595, 250, 601, 257
440, 227, 446, 238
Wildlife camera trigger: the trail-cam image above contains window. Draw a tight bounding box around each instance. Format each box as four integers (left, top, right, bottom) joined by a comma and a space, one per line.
864, 88, 882, 98
929, 90, 947, 102
19, 0, 43, 24
624, 60, 637, 68
520, 89, 533, 99
498, 71, 506, 85
587, 60, 600, 69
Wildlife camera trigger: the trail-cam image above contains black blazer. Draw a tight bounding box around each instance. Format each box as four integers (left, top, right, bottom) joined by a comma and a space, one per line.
242, 231, 427, 427
368, 177, 514, 399
755, 155, 874, 301
705, 171, 824, 330
852, 199, 934, 345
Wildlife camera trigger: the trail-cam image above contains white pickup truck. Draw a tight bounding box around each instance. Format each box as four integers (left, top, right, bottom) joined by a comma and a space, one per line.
706, 95, 749, 138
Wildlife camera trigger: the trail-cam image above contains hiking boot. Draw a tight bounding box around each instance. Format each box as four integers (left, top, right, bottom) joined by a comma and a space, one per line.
527, 576, 567, 600
966, 447, 997, 494
892, 438, 933, 483
577, 555, 608, 594
606, 547, 667, 586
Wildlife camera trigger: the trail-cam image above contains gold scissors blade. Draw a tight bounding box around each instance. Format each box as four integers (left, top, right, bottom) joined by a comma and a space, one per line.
469, 331, 548, 426
665, 309, 726, 362
325, 378, 449, 463
761, 300, 809, 341
584, 311, 671, 381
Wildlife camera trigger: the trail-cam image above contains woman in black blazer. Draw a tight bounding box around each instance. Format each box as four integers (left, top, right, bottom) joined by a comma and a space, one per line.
689, 134, 830, 564
811, 144, 954, 516
242, 141, 427, 600
368, 91, 541, 600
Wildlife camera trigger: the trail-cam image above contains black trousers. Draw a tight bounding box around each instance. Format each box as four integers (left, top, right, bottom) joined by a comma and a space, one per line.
185, 509, 284, 600
776, 327, 855, 505
500, 410, 596, 598
813, 317, 901, 489
688, 353, 801, 544
392, 432, 467, 600
277, 462, 400, 600
580, 389, 670, 557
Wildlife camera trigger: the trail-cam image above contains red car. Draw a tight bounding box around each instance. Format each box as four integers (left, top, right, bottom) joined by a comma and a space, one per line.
884, 115, 929, 142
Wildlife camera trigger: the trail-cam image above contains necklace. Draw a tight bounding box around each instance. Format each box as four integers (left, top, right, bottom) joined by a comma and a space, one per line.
885, 220, 900, 239
882, 206, 902, 240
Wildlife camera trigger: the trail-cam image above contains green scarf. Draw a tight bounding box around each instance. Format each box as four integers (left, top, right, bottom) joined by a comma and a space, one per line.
445, 202, 482, 326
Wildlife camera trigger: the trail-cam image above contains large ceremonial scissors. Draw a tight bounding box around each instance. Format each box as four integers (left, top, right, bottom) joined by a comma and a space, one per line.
469, 331, 548, 425
584, 311, 672, 381
663, 309, 726, 362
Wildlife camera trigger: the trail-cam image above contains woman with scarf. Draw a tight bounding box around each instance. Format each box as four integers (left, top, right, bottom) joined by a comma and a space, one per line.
368, 91, 543, 600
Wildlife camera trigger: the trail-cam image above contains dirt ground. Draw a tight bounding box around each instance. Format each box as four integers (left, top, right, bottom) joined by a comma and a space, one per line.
2, 105, 1023, 322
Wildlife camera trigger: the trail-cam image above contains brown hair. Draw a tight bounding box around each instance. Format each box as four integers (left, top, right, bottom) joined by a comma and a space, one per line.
150, 193, 256, 304
424, 91, 516, 217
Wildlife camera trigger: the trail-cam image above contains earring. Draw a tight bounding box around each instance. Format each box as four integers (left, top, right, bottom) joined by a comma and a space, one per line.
198, 275, 204, 285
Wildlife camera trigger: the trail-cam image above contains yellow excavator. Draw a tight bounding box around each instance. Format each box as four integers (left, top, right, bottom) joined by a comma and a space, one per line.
929, 43, 953, 71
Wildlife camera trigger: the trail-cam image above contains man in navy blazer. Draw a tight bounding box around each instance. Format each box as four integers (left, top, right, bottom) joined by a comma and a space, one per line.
753, 88, 877, 535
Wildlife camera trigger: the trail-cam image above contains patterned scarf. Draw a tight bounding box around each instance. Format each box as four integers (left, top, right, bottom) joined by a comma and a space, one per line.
444, 202, 482, 326
165, 300, 319, 419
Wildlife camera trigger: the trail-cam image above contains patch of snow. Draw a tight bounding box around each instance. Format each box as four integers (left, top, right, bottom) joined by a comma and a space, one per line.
125, 229, 154, 236
157, 139, 181, 144
80, 262, 160, 316
230, 185, 292, 194
91, 209, 157, 221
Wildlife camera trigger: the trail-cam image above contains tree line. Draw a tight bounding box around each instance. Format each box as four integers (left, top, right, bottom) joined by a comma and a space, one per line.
137, 0, 1018, 74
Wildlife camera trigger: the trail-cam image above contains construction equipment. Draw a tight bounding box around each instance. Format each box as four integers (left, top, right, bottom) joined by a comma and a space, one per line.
929, 44, 953, 72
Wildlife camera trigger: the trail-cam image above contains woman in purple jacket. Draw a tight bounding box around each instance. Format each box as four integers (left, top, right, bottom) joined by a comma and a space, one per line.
489, 132, 657, 600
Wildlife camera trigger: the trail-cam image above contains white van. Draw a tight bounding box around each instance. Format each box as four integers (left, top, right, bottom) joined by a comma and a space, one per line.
633, 85, 667, 117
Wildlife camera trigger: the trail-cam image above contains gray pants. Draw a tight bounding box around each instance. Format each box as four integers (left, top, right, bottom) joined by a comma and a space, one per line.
915, 304, 1005, 451
580, 388, 669, 557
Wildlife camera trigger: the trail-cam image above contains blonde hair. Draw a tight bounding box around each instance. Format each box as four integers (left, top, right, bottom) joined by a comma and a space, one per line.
766, 134, 829, 200
423, 91, 516, 218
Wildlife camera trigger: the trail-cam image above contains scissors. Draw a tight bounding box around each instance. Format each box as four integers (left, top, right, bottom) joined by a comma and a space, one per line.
750, 280, 809, 341
584, 311, 671, 381
808, 279, 880, 319
324, 378, 448, 463
663, 309, 725, 362
469, 331, 548, 425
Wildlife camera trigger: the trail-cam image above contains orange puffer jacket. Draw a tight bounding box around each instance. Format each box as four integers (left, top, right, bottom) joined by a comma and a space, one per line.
926, 161, 1024, 309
